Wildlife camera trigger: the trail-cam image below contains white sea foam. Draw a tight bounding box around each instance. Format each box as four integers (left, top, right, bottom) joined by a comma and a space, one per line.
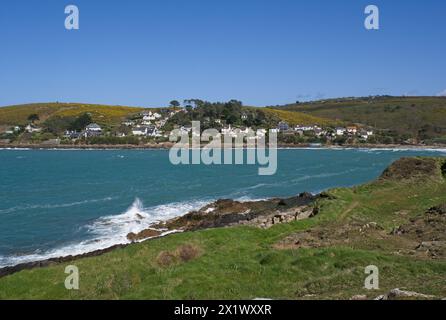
0, 197, 210, 268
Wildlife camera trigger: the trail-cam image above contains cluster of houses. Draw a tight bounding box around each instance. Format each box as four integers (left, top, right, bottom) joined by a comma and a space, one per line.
184, 121, 375, 141
3, 124, 43, 135
124, 110, 169, 138
166, 120, 375, 142
64, 123, 102, 139
63, 109, 181, 140
273, 121, 374, 140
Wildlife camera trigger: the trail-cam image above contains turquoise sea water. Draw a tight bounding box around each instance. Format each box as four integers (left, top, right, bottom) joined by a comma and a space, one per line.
0, 148, 445, 267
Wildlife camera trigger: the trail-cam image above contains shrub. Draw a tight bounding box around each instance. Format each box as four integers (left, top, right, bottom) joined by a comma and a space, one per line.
155, 243, 202, 267
176, 244, 201, 262
156, 251, 177, 268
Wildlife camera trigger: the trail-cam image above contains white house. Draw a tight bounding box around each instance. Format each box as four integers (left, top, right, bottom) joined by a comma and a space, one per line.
346, 126, 358, 134
132, 126, 161, 137
25, 124, 42, 133
335, 127, 346, 136
180, 126, 192, 133
143, 115, 154, 121
295, 125, 316, 132
360, 129, 374, 140
142, 111, 162, 121
236, 127, 251, 135
86, 123, 102, 133
132, 126, 148, 136
221, 125, 237, 137
83, 123, 102, 138
122, 120, 135, 126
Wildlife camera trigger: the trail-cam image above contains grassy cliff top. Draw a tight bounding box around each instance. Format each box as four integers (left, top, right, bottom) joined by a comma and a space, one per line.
0, 157, 445, 299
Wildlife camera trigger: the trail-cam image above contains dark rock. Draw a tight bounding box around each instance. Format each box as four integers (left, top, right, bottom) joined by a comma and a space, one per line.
426, 204, 446, 215
127, 229, 162, 242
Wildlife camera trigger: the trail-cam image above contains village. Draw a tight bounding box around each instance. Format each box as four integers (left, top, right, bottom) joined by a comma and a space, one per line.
0, 105, 375, 146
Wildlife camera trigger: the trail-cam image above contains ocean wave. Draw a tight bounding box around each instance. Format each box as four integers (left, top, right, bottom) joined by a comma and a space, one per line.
0, 197, 210, 268
289, 168, 364, 183
355, 147, 446, 153
0, 197, 115, 215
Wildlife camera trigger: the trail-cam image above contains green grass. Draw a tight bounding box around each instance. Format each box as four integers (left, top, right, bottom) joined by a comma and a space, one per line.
1, 157, 446, 299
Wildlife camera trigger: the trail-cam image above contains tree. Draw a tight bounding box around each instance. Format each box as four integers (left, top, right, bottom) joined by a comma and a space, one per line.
28, 114, 40, 123
169, 100, 180, 108
70, 113, 93, 131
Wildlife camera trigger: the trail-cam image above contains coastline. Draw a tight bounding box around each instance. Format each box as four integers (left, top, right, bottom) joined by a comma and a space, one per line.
0, 193, 318, 278
1, 142, 446, 151
1, 150, 445, 279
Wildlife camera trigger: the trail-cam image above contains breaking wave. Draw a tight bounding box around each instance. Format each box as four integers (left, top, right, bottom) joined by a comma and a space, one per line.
0, 197, 210, 268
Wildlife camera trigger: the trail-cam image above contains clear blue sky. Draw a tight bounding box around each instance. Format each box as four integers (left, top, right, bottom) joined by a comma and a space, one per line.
0, 0, 445, 107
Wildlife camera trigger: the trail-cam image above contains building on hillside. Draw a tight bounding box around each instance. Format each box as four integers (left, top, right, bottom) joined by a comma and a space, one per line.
295, 125, 315, 132
346, 126, 358, 134
86, 123, 102, 132
132, 125, 161, 137
255, 129, 267, 139
221, 125, 238, 138
277, 121, 289, 132
132, 126, 149, 136
122, 120, 135, 126
25, 124, 42, 133
335, 127, 346, 136
359, 129, 374, 140
64, 130, 81, 139
84, 123, 102, 138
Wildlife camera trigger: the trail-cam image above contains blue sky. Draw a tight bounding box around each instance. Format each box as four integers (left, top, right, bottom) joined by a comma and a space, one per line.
0, 0, 445, 107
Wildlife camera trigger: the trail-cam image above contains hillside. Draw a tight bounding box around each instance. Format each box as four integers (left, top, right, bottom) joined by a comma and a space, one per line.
0, 157, 445, 299
0, 102, 334, 129
259, 108, 338, 127
273, 96, 446, 142
0, 103, 146, 127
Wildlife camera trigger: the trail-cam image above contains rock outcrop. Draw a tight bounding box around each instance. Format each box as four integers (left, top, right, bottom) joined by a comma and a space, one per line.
127, 229, 162, 242
150, 192, 318, 232
375, 288, 435, 300
380, 157, 444, 181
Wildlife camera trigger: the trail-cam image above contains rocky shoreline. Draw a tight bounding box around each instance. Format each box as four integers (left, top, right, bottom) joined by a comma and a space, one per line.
0, 192, 322, 278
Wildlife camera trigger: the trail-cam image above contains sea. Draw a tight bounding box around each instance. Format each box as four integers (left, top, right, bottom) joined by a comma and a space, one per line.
0, 147, 445, 268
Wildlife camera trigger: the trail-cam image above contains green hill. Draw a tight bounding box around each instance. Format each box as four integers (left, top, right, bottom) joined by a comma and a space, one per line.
0, 103, 146, 127
273, 96, 446, 141
0, 102, 334, 129
259, 108, 338, 127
